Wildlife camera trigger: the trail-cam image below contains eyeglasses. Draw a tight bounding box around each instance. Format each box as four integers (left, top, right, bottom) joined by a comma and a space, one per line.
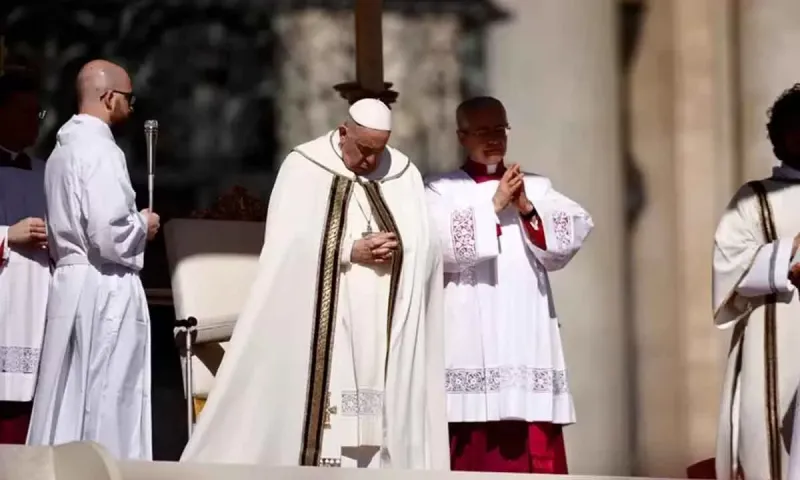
459, 125, 511, 139
102, 90, 136, 107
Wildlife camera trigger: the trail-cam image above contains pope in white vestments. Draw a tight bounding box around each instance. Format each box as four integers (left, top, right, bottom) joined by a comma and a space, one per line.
27, 60, 160, 460
425, 97, 593, 473
715, 84, 800, 480
0, 67, 50, 444
181, 98, 449, 469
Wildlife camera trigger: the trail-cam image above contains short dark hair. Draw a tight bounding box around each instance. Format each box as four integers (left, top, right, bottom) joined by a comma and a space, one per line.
0, 67, 40, 107
767, 83, 800, 162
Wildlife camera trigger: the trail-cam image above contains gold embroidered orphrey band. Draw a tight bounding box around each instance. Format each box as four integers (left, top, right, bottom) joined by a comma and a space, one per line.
299, 175, 353, 466
732, 180, 781, 480
297, 176, 405, 467
362, 181, 404, 378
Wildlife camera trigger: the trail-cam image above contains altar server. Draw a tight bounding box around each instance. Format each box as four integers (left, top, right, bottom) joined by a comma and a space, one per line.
0, 66, 50, 444
718, 84, 800, 480
425, 96, 593, 473
27, 60, 160, 460
182, 98, 449, 470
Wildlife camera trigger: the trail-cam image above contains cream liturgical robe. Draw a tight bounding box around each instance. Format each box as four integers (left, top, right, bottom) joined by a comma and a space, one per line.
714, 165, 800, 480
26, 114, 152, 460
425, 165, 592, 425
181, 131, 449, 470
0, 149, 49, 402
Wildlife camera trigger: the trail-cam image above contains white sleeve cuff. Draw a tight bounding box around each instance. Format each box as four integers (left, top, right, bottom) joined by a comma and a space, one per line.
340, 236, 355, 267
0, 226, 9, 263
738, 238, 794, 296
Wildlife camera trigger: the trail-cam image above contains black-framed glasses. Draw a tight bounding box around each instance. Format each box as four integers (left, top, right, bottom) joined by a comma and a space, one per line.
102, 90, 136, 107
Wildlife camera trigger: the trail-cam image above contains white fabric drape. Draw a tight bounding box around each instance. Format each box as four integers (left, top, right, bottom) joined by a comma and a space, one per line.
27, 114, 152, 461
714, 165, 800, 480
181, 131, 449, 470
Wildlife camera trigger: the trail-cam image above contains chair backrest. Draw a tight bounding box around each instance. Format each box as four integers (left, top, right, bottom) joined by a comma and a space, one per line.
164, 219, 265, 344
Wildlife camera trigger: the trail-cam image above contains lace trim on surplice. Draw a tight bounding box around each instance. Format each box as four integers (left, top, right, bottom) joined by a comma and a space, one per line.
445, 366, 569, 395
341, 389, 383, 416
0, 346, 40, 374
551, 211, 571, 250
450, 207, 478, 284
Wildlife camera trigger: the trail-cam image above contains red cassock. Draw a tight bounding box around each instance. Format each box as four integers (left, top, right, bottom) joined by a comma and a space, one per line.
0, 400, 32, 444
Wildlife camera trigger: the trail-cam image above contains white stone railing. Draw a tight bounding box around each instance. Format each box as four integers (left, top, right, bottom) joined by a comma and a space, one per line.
0, 442, 682, 480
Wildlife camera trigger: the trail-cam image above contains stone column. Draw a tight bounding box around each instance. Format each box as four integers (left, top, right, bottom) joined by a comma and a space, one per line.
629, 0, 736, 476
486, 0, 627, 475
382, 13, 462, 175
273, 10, 354, 154
738, 0, 800, 180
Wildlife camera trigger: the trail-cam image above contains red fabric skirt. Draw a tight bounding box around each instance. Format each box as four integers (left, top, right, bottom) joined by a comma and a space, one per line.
449, 421, 568, 474
0, 401, 32, 444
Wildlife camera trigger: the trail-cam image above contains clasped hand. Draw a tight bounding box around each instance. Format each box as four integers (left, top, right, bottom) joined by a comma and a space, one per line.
351, 232, 398, 266
7, 217, 47, 250
492, 163, 533, 215
140, 209, 161, 241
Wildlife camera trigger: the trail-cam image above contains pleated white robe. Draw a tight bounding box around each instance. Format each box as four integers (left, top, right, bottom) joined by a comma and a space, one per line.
0, 151, 49, 403
181, 131, 449, 470
26, 114, 152, 460
714, 165, 800, 480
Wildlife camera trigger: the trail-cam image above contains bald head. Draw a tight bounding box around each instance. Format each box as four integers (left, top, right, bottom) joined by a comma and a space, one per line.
76, 60, 134, 125
76, 60, 130, 104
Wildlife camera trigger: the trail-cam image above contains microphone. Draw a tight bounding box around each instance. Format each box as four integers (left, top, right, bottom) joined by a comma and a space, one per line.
144, 120, 159, 212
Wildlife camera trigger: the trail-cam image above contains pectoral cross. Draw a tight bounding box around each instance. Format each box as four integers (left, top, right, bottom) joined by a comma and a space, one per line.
323, 392, 337, 429
361, 223, 374, 238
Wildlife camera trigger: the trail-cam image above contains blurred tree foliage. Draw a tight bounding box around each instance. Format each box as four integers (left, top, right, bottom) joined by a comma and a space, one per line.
4, 0, 279, 212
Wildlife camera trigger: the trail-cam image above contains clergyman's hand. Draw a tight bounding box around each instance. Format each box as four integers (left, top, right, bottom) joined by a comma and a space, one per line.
790, 262, 800, 289
793, 232, 800, 257
7, 217, 47, 249
351, 232, 399, 265
511, 169, 535, 216
141, 209, 160, 240
492, 164, 524, 213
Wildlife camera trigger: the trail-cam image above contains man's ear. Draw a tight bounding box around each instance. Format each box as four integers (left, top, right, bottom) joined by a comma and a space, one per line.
101, 92, 112, 111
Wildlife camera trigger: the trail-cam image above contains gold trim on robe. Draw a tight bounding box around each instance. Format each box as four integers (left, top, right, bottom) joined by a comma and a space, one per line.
362, 181, 405, 378
299, 175, 353, 466
729, 180, 782, 480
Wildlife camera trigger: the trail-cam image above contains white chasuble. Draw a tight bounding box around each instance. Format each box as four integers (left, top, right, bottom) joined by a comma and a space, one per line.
0, 148, 49, 402
181, 131, 449, 470
714, 165, 800, 480
26, 114, 152, 461
425, 167, 593, 425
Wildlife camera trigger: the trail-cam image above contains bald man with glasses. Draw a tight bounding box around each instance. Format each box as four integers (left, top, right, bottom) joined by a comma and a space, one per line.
27, 59, 159, 460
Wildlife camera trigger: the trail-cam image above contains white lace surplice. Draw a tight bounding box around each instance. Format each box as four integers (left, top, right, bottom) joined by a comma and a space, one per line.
425, 170, 593, 425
